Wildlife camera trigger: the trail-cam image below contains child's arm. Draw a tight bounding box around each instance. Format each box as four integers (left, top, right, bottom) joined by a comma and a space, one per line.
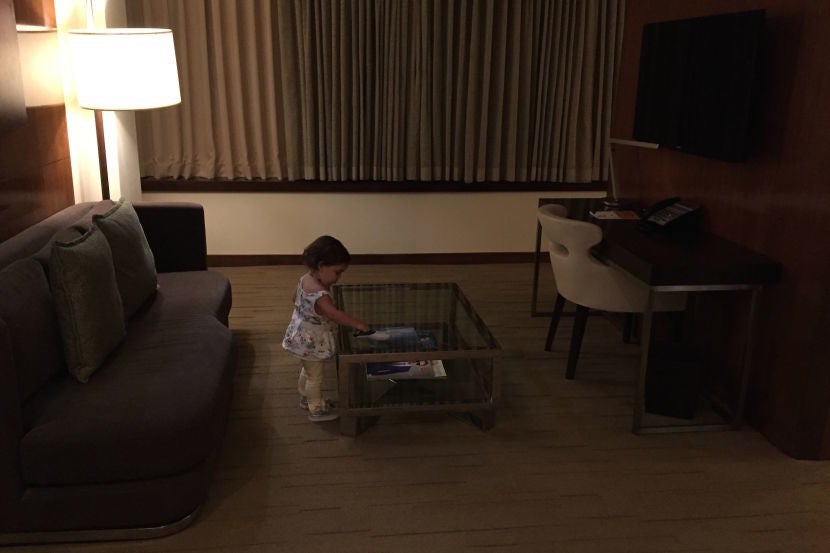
315, 295, 370, 332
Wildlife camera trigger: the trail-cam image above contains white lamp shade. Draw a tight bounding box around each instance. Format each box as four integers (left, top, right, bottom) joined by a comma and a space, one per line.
69, 28, 181, 110
16, 25, 64, 107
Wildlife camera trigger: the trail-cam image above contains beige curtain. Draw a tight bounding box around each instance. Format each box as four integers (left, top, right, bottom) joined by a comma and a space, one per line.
129, 0, 624, 183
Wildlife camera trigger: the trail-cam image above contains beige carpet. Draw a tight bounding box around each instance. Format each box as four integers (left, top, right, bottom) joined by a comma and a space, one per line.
12, 264, 830, 553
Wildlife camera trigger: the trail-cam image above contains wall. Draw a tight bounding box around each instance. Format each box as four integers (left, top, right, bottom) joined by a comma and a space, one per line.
142, 190, 603, 256
0, 0, 74, 242
2, 0, 603, 255
53, 0, 143, 203
613, 1, 830, 458
0, 105, 74, 241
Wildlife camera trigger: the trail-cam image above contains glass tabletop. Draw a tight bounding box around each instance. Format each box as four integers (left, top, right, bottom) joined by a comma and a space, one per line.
333, 282, 500, 361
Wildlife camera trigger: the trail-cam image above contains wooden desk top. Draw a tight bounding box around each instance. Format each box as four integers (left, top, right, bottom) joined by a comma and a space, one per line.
592, 222, 781, 287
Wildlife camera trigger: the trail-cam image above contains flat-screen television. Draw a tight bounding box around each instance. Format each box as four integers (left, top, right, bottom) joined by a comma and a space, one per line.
633, 10, 765, 162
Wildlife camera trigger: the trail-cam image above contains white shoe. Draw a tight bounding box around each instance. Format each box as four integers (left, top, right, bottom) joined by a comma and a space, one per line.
299, 397, 335, 411
308, 407, 339, 422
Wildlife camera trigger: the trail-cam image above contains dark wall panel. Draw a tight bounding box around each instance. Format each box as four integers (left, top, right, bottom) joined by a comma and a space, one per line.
0, 0, 73, 243
612, 0, 830, 458
0, 0, 26, 130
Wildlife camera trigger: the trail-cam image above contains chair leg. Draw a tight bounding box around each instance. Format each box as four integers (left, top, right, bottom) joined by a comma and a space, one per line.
669, 311, 685, 343
545, 294, 566, 351
622, 313, 636, 344
566, 305, 589, 380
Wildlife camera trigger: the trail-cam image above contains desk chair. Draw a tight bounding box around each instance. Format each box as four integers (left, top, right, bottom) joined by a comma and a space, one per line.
537, 204, 686, 379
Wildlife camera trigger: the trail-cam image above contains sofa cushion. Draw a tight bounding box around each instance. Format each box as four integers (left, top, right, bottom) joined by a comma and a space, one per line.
49, 227, 126, 383
20, 315, 234, 487
93, 199, 158, 319
0, 259, 65, 402
69, 200, 116, 232
31, 228, 84, 272
133, 271, 232, 326
0, 203, 98, 271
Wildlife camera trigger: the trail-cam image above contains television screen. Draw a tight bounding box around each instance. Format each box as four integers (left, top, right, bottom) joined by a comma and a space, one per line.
633, 10, 765, 162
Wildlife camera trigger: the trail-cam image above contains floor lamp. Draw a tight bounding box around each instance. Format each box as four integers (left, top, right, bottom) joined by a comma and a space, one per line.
68, 28, 180, 200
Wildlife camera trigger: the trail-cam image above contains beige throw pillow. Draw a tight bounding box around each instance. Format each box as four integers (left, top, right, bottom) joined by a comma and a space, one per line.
50, 227, 126, 383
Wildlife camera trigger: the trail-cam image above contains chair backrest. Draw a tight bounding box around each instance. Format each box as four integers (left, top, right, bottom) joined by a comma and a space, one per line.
537, 204, 603, 257
537, 204, 686, 313
537, 204, 620, 309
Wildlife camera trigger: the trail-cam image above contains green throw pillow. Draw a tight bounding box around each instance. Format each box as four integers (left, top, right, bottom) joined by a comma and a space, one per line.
94, 198, 158, 319
50, 227, 126, 383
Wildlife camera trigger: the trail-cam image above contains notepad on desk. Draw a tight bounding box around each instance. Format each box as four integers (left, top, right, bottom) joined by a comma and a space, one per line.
589, 210, 640, 221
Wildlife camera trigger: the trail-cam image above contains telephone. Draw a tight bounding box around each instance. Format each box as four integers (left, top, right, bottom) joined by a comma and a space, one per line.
637, 197, 702, 234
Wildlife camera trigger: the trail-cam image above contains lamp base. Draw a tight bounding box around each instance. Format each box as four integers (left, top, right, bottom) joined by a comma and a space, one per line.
602, 197, 632, 210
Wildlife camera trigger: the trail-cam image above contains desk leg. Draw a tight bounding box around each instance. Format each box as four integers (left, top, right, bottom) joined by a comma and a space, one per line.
734, 287, 762, 429
633, 290, 654, 434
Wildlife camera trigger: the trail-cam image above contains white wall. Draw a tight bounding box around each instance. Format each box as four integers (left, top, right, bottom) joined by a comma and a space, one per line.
56, 0, 142, 202
142, 191, 604, 255
55, 0, 101, 203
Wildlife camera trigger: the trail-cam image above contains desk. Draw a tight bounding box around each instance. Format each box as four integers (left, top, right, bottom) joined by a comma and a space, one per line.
591, 222, 781, 434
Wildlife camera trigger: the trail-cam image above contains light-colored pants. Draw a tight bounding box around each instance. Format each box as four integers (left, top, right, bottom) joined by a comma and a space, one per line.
298, 358, 334, 412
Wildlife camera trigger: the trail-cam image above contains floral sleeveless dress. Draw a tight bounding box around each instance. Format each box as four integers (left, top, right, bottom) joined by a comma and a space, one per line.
282, 277, 337, 360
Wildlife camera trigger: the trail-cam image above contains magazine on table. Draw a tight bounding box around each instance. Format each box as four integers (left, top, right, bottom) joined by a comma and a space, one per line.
366, 359, 446, 380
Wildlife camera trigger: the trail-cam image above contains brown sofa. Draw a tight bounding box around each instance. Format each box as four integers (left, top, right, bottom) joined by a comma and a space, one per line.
0, 201, 235, 544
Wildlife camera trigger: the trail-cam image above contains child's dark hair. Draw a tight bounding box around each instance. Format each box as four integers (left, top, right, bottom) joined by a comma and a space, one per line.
303, 235, 351, 270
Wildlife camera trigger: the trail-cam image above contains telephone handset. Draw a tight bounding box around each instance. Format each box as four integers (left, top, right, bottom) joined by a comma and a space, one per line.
638, 197, 702, 233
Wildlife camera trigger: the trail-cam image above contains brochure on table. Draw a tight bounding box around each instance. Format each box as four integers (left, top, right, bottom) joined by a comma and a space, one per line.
366, 359, 446, 381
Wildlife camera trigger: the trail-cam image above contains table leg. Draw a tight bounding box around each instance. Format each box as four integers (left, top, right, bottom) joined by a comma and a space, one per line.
467, 409, 496, 431
733, 287, 762, 429
633, 290, 654, 434
336, 355, 348, 408
339, 415, 379, 437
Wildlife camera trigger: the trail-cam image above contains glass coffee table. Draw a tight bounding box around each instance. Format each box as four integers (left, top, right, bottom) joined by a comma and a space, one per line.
333, 283, 502, 436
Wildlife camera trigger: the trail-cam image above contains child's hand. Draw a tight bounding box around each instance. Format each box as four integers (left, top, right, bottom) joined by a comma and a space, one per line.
354, 329, 391, 341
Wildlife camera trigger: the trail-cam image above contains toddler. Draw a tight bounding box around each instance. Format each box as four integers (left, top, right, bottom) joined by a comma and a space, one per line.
282, 236, 370, 422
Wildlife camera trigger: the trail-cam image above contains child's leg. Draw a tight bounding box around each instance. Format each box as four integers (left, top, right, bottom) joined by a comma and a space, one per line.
297, 364, 308, 399
299, 359, 325, 412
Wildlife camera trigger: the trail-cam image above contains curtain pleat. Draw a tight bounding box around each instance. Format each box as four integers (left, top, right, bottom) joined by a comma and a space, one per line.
129, 0, 625, 183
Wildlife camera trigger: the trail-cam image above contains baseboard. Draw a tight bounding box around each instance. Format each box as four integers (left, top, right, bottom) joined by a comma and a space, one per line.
143, 178, 607, 193
207, 252, 542, 267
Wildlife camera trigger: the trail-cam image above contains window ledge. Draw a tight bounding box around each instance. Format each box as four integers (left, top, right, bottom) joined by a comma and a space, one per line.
141, 178, 608, 193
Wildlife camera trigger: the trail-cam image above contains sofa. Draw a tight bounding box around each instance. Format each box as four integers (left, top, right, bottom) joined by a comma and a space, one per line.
0, 200, 235, 544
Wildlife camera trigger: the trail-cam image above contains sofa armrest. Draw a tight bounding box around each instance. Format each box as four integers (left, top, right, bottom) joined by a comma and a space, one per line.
133, 202, 207, 273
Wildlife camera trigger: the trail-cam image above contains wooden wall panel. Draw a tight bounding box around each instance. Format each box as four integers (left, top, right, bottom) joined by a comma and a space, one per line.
0, 0, 73, 243
612, 0, 830, 458
11, 0, 54, 26
0, 106, 74, 241
0, 0, 26, 130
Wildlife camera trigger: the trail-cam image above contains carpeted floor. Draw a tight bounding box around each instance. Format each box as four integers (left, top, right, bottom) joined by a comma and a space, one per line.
12, 264, 830, 553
